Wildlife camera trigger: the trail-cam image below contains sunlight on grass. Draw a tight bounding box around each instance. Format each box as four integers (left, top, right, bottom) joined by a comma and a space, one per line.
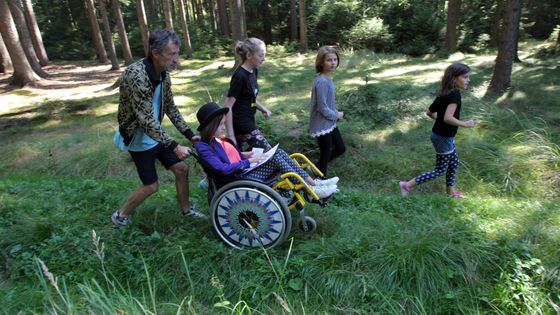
94, 103, 118, 116
179, 59, 234, 78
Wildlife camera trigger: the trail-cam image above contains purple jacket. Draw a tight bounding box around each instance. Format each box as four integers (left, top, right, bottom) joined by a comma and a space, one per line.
194, 138, 250, 177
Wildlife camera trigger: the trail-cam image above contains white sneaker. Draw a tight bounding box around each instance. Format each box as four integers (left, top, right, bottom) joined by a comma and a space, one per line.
311, 185, 337, 199
314, 176, 339, 186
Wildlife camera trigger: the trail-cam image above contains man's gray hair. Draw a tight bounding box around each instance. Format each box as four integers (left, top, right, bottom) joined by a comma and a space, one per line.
148, 29, 180, 57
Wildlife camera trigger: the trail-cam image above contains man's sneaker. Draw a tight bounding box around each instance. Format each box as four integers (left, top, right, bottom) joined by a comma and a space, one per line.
111, 211, 131, 227
182, 207, 207, 219
199, 177, 208, 190
311, 185, 337, 199
314, 176, 339, 186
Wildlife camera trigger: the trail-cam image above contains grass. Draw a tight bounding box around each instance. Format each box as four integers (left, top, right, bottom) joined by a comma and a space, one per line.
0, 41, 559, 313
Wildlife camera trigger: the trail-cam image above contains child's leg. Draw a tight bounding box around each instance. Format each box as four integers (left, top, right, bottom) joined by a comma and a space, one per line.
246, 149, 308, 183
237, 129, 272, 151
316, 133, 333, 175
328, 128, 346, 162
414, 153, 451, 185
445, 150, 459, 193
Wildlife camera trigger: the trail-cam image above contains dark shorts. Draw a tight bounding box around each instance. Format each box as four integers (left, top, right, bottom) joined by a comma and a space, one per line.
430, 132, 455, 155
129, 144, 182, 185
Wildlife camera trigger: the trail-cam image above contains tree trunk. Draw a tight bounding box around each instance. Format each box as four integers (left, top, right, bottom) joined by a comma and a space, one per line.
177, 0, 193, 58
229, 0, 243, 42
490, 0, 506, 47
298, 0, 307, 51
485, 0, 521, 96
290, 0, 297, 41
0, 34, 13, 73
195, 0, 204, 28
240, 0, 246, 37
145, 0, 157, 23
7, 0, 48, 78
207, 0, 217, 34
217, 0, 229, 36
0, 0, 40, 86
21, 0, 48, 66
513, 0, 522, 63
162, 0, 174, 29
229, 0, 245, 69
85, 0, 108, 63
136, 0, 150, 55
111, 0, 134, 65
191, 0, 197, 26
98, 0, 120, 70
261, 0, 271, 43
445, 0, 461, 52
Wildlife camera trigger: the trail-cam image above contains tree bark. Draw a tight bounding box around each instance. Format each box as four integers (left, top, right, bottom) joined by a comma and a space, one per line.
261, 0, 271, 43
111, 0, 134, 65
145, 0, 158, 23
485, 0, 521, 96
290, 0, 297, 41
513, 0, 522, 63
0, 33, 13, 73
135, 0, 150, 55
98, 0, 120, 70
228, 0, 245, 69
21, 0, 48, 66
0, 0, 40, 86
229, 0, 243, 42
162, 0, 174, 29
85, 0, 108, 63
490, 0, 506, 47
298, 0, 308, 51
177, 0, 193, 58
7, 0, 48, 78
445, 0, 461, 52
217, 0, 229, 36
207, 0, 217, 34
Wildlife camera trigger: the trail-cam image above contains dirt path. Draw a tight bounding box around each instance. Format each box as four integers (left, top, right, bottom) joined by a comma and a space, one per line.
0, 63, 123, 115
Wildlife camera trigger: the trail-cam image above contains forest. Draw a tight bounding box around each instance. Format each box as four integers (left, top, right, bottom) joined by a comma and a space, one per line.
0, 0, 559, 314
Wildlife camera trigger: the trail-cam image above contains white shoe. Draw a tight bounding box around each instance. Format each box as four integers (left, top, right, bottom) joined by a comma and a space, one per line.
314, 176, 339, 186
311, 185, 337, 199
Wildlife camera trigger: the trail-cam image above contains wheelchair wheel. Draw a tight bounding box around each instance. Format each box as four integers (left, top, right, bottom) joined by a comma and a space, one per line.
210, 180, 292, 249
298, 216, 317, 233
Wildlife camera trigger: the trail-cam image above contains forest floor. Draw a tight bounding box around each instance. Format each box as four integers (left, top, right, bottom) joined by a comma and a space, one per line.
0, 63, 122, 116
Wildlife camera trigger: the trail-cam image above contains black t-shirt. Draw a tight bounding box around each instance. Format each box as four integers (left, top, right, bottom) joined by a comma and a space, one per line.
429, 89, 462, 137
228, 67, 259, 134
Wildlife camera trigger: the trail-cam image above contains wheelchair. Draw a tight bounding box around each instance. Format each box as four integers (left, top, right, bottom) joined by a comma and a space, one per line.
192, 151, 331, 249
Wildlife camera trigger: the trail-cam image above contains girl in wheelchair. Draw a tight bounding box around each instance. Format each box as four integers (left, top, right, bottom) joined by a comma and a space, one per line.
194, 102, 339, 199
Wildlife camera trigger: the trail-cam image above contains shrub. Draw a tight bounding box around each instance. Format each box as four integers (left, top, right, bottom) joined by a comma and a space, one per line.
344, 17, 393, 52
310, 2, 361, 46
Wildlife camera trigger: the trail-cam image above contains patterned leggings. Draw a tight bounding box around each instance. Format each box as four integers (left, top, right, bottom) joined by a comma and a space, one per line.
414, 150, 459, 187
236, 129, 272, 151
245, 149, 308, 183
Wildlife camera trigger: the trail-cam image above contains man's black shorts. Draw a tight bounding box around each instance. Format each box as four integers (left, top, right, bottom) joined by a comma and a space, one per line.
129, 144, 182, 185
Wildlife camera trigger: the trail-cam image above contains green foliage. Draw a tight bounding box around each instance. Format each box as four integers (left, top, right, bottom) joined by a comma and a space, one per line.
376, 0, 445, 55
309, 1, 362, 46
344, 17, 393, 51
491, 243, 549, 314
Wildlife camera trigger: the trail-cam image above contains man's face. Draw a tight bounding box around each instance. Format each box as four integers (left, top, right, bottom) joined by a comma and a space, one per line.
154, 41, 180, 73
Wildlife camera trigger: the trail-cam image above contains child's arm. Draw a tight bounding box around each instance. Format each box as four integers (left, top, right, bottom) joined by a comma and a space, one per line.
443, 104, 475, 128
224, 96, 237, 145
255, 100, 271, 118
426, 109, 437, 120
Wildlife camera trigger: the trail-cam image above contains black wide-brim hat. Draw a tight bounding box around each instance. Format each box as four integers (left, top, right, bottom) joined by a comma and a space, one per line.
196, 102, 229, 131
